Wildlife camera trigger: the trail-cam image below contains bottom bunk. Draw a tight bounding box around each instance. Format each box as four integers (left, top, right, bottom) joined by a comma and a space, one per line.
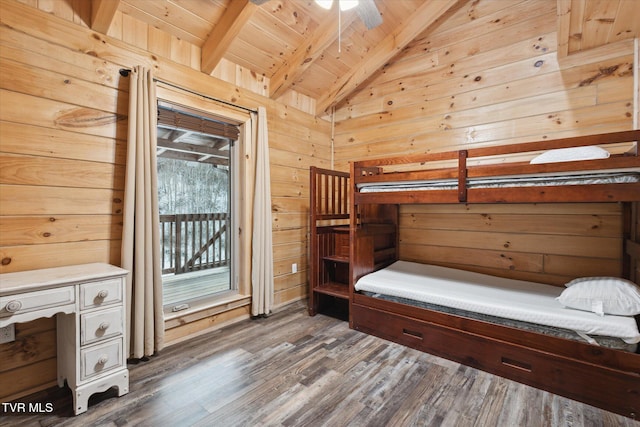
350, 261, 640, 419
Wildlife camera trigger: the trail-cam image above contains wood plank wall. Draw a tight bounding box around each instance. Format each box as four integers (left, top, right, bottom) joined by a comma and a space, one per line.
399, 203, 624, 286
332, 0, 636, 284
102, 5, 316, 115
0, 0, 330, 401
634, 40, 640, 284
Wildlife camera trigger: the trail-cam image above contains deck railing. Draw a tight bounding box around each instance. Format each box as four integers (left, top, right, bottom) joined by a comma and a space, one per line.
159, 213, 230, 275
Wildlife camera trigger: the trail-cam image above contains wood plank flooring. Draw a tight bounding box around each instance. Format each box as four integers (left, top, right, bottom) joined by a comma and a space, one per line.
2, 301, 638, 427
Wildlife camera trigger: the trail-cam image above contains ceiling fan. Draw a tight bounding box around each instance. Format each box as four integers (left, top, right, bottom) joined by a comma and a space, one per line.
249, 0, 382, 30
315, 0, 382, 30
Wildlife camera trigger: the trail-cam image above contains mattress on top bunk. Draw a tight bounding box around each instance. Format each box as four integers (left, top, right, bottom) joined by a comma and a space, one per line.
354, 261, 640, 346
356, 171, 640, 193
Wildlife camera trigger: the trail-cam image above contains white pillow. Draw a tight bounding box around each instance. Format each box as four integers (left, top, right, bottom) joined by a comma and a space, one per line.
530, 146, 610, 164
557, 277, 640, 316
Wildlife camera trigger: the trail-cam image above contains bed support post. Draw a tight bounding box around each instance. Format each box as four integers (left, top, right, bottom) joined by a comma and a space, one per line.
624, 202, 640, 284
458, 150, 468, 203
349, 161, 358, 328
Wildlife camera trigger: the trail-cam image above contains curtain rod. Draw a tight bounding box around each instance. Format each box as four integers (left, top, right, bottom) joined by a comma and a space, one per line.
119, 68, 258, 114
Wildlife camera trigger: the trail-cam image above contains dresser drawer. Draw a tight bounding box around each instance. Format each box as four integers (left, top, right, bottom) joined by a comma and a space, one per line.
81, 338, 124, 380
0, 286, 75, 318
80, 278, 123, 310
81, 306, 124, 345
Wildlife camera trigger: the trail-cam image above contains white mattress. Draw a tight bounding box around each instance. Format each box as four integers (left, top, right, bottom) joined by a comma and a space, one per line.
355, 261, 640, 344
357, 171, 640, 193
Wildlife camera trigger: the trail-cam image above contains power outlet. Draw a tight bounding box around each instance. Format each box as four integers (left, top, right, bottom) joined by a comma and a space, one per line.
291, 263, 298, 274
0, 324, 15, 344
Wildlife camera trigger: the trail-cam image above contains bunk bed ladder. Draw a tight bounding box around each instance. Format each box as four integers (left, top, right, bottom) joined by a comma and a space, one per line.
309, 166, 350, 317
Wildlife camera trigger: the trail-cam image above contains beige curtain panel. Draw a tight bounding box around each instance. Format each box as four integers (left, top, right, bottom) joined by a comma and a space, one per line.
121, 66, 165, 358
251, 106, 274, 316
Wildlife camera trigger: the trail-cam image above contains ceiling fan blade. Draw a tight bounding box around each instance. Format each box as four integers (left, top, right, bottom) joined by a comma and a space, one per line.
357, 0, 382, 29
249, 0, 270, 5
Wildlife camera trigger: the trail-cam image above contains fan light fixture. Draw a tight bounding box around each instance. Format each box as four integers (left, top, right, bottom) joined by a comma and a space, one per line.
315, 0, 359, 11
315, 0, 363, 53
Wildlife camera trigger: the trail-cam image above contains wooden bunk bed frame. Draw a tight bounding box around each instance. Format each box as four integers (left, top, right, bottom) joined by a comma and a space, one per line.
309, 166, 350, 316
346, 130, 640, 419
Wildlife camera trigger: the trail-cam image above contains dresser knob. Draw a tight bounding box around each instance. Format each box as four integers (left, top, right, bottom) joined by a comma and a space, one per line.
97, 355, 109, 365
98, 322, 110, 331
5, 300, 22, 313
97, 290, 109, 299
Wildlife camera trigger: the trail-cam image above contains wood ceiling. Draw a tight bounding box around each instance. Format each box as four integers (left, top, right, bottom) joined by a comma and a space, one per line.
88, 0, 639, 117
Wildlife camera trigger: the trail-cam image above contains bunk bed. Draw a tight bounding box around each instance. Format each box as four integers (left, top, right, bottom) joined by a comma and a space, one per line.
346, 129, 640, 419
309, 166, 350, 317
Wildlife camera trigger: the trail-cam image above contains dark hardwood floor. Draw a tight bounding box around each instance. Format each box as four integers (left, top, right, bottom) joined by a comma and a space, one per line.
2, 301, 638, 427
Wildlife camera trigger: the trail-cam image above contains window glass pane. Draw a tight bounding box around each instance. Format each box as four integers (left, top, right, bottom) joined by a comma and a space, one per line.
157, 109, 234, 312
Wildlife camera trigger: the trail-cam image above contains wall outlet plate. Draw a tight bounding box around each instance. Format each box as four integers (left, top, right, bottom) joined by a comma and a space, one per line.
0, 324, 15, 344
292, 263, 298, 273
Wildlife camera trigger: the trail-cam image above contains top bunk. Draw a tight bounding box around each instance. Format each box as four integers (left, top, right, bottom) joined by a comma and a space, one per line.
351, 130, 640, 204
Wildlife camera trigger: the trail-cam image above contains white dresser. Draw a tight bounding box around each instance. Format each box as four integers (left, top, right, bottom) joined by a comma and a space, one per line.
0, 263, 129, 415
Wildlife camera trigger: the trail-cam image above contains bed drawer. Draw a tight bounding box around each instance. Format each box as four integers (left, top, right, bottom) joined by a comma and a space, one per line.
351, 303, 640, 418
80, 278, 123, 310
81, 338, 124, 380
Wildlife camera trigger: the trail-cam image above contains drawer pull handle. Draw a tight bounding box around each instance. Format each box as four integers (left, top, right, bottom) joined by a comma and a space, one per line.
98, 322, 110, 331
97, 355, 109, 365
5, 300, 22, 313
501, 357, 532, 373
402, 328, 423, 340
97, 290, 109, 299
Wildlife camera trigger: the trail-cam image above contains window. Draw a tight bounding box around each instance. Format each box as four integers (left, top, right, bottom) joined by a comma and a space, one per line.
156, 103, 239, 313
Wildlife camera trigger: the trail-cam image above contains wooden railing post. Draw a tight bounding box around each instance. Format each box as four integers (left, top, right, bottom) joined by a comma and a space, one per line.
159, 212, 230, 275
175, 214, 184, 273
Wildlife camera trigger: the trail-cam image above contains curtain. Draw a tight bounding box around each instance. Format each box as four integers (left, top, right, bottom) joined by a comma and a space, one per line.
121, 66, 164, 358
251, 106, 274, 316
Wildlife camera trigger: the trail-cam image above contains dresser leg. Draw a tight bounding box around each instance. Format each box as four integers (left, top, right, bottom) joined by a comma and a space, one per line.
72, 389, 88, 415
117, 372, 129, 396
71, 369, 130, 415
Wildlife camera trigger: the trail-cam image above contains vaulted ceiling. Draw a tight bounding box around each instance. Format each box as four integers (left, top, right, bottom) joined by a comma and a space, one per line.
89, 0, 639, 117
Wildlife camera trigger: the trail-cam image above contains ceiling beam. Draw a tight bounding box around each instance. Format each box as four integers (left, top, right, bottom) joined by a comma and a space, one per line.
157, 149, 229, 166
166, 129, 189, 142
91, 0, 120, 34
157, 138, 230, 159
315, 0, 466, 115
556, 0, 572, 58
270, 8, 358, 99
201, 0, 258, 75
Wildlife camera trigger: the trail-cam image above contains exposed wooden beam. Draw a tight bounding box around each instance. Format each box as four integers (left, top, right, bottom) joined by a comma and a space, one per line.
270, 8, 358, 99
157, 149, 229, 166
315, 0, 466, 115
91, 0, 120, 34
201, 0, 258, 75
556, 0, 572, 58
157, 138, 230, 159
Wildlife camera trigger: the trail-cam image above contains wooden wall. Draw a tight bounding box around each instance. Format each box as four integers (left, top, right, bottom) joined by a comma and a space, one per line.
333, 0, 636, 284
399, 203, 624, 286
633, 37, 640, 129
102, 3, 316, 114
0, 0, 330, 401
